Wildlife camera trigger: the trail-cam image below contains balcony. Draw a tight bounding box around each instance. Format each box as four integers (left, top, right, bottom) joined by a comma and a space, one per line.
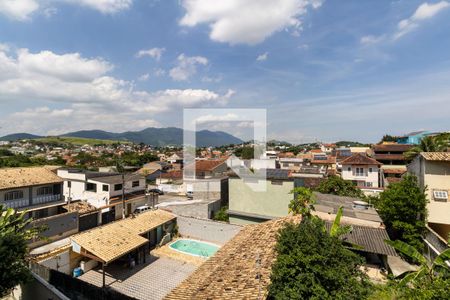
4, 194, 62, 210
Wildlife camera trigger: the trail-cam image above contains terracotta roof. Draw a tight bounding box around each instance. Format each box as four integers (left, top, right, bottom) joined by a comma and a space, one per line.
190, 159, 227, 172
382, 169, 406, 174
71, 209, 175, 263
386, 177, 402, 184
420, 152, 450, 161
0, 167, 63, 190
311, 156, 336, 165
340, 153, 381, 166
374, 154, 407, 161
373, 144, 413, 152
160, 170, 183, 179
165, 215, 396, 300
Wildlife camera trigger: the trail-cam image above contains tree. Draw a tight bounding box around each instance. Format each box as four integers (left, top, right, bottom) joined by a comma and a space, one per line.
288, 187, 315, 218
405, 135, 449, 160
0, 206, 42, 296
377, 174, 427, 251
315, 175, 365, 198
385, 239, 450, 286
268, 218, 372, 299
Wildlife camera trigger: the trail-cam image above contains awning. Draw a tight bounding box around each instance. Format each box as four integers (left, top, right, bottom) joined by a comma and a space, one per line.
70, 209, 175, 264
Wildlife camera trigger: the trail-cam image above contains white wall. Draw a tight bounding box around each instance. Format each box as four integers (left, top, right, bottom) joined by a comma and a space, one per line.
341, 164, 379, 187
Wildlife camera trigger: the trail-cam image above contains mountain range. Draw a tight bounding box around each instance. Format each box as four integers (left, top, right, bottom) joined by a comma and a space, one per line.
0, 127, 243, 147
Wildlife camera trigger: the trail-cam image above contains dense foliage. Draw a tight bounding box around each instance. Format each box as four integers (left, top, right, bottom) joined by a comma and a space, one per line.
379, 134, 400, 143
288, 187, 315, 218
377, 175, 427, 251
0, 206, 42, 296
405, 133, 449, 160
0, 154, 65, 168
234, 146, 255, 159
315, 175, 365, 198
268, 217, 372, 299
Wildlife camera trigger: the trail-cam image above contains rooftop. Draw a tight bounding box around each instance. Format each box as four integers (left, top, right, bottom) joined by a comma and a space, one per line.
340, 153, 381, 166
0, 166, 63, 190
71, 209, 176, 263
165, 214, 396, 300
372, 144, 413, 152
420, 152, 450, 161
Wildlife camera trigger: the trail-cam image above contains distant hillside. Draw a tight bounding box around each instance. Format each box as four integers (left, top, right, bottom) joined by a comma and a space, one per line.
1, 127, 243, 147
0, 133, 42, 141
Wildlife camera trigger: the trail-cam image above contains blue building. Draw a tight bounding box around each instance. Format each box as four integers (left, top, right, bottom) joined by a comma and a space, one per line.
397, 131, 431, 145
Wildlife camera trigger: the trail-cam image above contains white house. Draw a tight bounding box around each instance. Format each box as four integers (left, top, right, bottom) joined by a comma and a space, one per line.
57, 169, 146, 210
341, 153, 382, 188
407, 152, 450, 240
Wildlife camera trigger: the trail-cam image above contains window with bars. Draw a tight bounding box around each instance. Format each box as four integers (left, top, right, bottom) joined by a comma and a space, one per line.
5, 190, 24, 201
37, 186, 53, 196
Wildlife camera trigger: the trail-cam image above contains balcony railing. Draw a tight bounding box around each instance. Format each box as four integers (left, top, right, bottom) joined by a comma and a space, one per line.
4, 194, 61, 210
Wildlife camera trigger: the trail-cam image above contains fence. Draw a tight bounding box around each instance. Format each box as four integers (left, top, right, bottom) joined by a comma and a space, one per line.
30, 262, 136, 300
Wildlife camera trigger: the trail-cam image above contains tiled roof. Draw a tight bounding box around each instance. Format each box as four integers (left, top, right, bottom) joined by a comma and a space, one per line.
374, 154, 407, 161
382, 168, 406, 174
266, 168, 291, 180
165, 214, 396, 300
71, 209, 175, 263
372, 144, 413, 152
340, 153, 381, 166
160, 170, 183, 179
186, 159, 227, 172
311, 156, 336, 165
420, 152, 450, 161
0, 167, 63, 190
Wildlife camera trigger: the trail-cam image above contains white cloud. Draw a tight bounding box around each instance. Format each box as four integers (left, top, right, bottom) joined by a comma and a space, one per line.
0, 0, 39, 21
135, 47, 165, 61
256, 52, 268, 61
0, 45, 234, 135
394, 1, 449, 39
154, 68, 166, 77
138, 73, 150, 81
179, 0, 323, 45
0, 0, 132, 21
66, 0, 133, 14
169, 53, 208, 81
360, 35, 384, 45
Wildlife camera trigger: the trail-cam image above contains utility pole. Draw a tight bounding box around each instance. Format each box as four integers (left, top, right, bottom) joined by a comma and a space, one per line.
122, 173, 125, 219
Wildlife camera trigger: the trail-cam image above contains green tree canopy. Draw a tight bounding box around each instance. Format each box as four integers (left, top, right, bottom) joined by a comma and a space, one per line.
0, 206, 42, 297
288, 187, 315, 218
315, 175, 365, 198
268, 218, 372, 299
377, 174, 427, 250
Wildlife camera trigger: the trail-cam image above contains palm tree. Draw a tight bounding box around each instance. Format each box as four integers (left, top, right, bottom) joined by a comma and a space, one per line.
385, 239, 450, 286
405, 135, 448, 160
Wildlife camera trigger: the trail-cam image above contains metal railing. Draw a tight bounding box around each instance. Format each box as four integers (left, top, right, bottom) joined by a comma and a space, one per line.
4, 194, 61, 209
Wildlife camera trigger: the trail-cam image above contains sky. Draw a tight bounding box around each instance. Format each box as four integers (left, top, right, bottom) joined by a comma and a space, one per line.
0, 0, 449, 143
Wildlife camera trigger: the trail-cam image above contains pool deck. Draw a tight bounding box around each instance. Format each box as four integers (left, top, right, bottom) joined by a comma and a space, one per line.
78, 254, 197, 300
151, 238, 208, 266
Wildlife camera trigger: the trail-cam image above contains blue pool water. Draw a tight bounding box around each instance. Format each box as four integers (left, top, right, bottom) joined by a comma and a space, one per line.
169, 239, 219, 257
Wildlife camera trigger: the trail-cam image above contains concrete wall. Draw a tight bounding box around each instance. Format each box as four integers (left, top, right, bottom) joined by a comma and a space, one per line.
176, 216, 241, 244
229, 178, 294, 225
342, 164, 380, 187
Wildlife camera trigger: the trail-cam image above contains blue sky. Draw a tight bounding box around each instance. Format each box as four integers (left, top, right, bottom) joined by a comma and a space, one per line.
0, 0, 449, 143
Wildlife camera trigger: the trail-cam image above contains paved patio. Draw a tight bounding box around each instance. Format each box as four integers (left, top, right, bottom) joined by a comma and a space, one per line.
78, 255, 196, 300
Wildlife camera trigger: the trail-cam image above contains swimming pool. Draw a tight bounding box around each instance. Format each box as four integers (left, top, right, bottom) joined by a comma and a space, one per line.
169, 239, 219, 258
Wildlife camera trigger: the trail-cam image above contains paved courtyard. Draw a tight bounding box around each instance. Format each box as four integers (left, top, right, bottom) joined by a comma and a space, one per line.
78, 255, 196, 300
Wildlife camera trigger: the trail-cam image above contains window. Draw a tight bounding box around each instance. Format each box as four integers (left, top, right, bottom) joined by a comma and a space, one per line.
369, 168, 373, 173
86, 183, 97, 192
114, 184, 123, 191
433, 190, 448, 201
283, 163, 289, 167
102, 184, 109, 192
37, 186, 53, 196
365, 182, 373, 187
132, 181, 139, 187
347, 167, 351, 172
67, 181, 71, 188
271, 181, 283, 185
5, 190, 24, 201
355, 167, 365, 176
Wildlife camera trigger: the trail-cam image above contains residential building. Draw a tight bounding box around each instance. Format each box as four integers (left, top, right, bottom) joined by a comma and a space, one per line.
341, 153, 382, 188
185, 159, 228, 179
0, 167, 64, 220
228, 169, 297, 225
372, 143, 412, 166
57, 169, 146, 222
279, 157, 303, 171
397, 131, 431, 145
407, 152, 450, 239
165, 214, 397, 299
